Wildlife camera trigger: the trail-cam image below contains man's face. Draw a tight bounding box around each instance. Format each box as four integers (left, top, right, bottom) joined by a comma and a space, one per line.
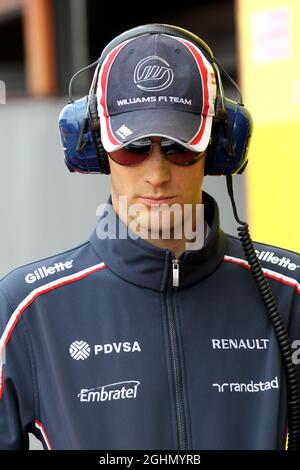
108, 137, 206, 238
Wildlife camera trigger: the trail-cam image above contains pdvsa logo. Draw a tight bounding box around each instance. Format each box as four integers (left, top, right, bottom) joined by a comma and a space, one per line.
69, 340, 142, 360
69, 341, 91, 360
134, 56, 174, 92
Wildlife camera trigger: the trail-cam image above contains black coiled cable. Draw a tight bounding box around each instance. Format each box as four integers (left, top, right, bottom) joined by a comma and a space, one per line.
226, 175, 300, 450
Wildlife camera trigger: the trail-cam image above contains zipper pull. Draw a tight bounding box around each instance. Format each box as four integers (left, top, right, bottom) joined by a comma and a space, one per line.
172, 259, 180, 287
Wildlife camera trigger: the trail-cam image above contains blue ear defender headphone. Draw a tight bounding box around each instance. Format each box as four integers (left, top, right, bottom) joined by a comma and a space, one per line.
58, 23, 253, 176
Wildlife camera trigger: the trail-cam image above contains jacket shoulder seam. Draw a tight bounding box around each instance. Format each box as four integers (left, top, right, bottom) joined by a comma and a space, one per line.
224, 255, 300, 294
0, 240, 90, 283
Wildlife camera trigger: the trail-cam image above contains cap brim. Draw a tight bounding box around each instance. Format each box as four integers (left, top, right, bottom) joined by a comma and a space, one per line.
100, 108, 213, 153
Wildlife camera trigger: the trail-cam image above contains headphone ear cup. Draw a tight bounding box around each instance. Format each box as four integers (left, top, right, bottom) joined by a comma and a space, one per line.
88, 95, 110, 175
59, 97, 102, 173
205, 99, 253, 175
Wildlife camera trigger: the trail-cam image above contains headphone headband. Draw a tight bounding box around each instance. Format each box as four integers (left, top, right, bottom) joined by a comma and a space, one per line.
99, 24, 215, 66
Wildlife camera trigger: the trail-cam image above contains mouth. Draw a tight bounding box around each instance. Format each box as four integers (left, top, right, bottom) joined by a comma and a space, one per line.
138, 196, 178, 206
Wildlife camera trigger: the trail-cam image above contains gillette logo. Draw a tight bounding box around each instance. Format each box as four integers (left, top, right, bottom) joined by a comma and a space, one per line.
255, 250, 299, 271
25, 260, 74, 284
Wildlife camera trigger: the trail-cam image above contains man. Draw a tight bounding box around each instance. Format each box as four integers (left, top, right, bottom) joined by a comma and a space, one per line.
0, 24, 300, 450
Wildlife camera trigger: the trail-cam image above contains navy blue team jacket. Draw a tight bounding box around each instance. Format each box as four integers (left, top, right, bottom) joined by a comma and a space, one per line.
0, 192, 299, 450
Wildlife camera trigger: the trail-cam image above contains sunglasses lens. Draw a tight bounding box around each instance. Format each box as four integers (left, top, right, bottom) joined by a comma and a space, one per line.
108, 138, 201, 166
161, 139, 201, 165
108, 149, 147, 166
108, 138, 151, 165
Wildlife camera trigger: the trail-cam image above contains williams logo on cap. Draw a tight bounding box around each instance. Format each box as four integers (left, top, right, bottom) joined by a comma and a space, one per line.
133, 56, 174, 92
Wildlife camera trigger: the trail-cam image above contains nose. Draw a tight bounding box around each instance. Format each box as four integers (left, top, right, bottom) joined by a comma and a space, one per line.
143, 142, 171, 186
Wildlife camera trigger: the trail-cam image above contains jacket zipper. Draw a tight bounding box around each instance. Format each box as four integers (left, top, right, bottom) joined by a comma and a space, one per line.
166, 257, 187, 449
172, 259, 180, 287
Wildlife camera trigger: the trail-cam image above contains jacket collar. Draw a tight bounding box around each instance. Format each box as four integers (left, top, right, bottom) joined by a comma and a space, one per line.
89, 191, 227, 291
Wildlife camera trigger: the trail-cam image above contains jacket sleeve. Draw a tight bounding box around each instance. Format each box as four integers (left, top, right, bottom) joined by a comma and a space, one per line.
0, 283, 35, 449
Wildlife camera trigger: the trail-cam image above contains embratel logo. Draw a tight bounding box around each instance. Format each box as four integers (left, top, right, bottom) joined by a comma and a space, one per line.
78, 380, 140, 403
255, 250, 300, 271
69, 341, 91, 360
134, 56, 174, 92
25, 260, 74, 284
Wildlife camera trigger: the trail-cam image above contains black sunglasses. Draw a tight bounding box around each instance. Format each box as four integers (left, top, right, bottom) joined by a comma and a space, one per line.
108, 138, 205, 166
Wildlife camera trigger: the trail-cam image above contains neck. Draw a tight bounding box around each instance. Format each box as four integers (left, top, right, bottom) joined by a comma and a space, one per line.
113, 193, 205, 258
146, 236, 190, 259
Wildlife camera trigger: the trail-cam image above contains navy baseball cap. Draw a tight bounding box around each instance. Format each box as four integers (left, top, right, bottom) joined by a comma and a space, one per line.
96, 33, 217, 153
